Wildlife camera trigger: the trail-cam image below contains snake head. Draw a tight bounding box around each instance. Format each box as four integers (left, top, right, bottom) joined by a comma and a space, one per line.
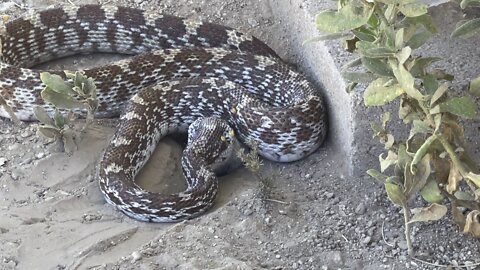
186, 117, 240, 174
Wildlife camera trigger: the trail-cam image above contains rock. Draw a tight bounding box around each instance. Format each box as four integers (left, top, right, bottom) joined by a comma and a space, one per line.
362, 236, 371, 245
355, 202, 366, 215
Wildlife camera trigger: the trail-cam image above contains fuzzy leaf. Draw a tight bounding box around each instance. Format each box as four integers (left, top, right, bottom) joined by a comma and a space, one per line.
465, 172, 480, 188
390, 60, 426, 101
460, 0, 480, 8
430, 97, 476, 118
361, 57, 393, 76
40, 72, 74, 95
411, 120, 432, 136
469, 76, 480, 96
352, 28, 376, 42
33, 106, 55, 126
464, 210, 480, 236
420, 179, 444, 203
410, 57, 442, 77
364, 78, 404, 106
396, 46, 411, 65
411, 135, 437, 174
380, 150, 398, 172
54, 109, 65, 129
401, 14, 437, 34
41, 88, 84, 109
398, 3, 427, 17
430, 83, 449, 106
385, 182, 406, 206
367, 169, 388, 183
451, 18, 480, 39
408, 203, 447, 224
303, 33, 353, 44
342, 72, 377, 83
364, 47, 395, 58
406, 30, 433, 49
37, 126, 61, 139
405, 154, 431, 199
395, 28, 404, 50
315, 4, 374, 33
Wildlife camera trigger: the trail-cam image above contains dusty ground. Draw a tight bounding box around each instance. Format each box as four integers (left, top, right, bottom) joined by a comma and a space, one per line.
0, 0, 479, 269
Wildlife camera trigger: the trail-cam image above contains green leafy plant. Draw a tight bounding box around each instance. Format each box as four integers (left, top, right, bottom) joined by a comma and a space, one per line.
40, 71, 98, 122
34, 71, 98, 153
314, 0, 480, 257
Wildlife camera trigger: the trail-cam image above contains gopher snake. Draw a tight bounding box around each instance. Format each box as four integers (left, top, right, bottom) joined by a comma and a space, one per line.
0, 5, 327, 222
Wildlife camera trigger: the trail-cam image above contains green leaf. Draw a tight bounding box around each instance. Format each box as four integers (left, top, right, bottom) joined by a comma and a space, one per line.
367, 169, 388, 183
451, 18, 480, 39
401, 14, 437, 34
342, 58, 362, 71
352, 27, 376, 42
356, 40, 376, 51
430, 83, 449, 106
469, 76, 480, 96
410, 57, 442, 77
405, 154, 431, 199
315, 4, 374, 33
54, 109, 65, 129
398, 3, 428, 17
395, 28, 404, 50
460, 0, 480, 8
408, 203, 448, 224
465, 172, 480, 188
431, 69, 454, 81
411, 135, 437, 174
345, 82, 358, 93
380, 150, 398, 172
37, 126, 61, 139
364, 47, 396, 58
397, 144, 412, 170
389, 60, 426, 101
385, 182, 406, 206
40, 72, 74, 95
405, 30, 433, 49
362, 57, 393, 77
41, 87, 85, 109
420, 179, 444, 203
303, 33, 353, 45
396, 46, 411, 65
364, 77, 404, 106
430, 97, 476, 118
342, 72, 378, 84
381, 112, 391, 128
33, 105, 55, 126
411, 120, 432, 135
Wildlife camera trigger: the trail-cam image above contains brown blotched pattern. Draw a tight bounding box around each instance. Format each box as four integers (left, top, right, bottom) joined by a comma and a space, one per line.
0, 5, 327, 222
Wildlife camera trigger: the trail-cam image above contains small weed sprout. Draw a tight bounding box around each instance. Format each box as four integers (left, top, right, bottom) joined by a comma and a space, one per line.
34, 71, 98, 153
237, 141, 276, 202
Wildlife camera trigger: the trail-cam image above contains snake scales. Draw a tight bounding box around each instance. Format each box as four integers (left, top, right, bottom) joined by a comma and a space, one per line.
0, 5, 327, 222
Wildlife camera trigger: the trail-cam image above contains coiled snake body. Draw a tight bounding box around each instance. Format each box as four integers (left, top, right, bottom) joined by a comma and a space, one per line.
0, 5, 327, 222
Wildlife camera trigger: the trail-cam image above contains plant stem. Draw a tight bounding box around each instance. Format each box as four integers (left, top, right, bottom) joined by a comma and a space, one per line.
403, 204, 414, 256
438, 135, 467, 175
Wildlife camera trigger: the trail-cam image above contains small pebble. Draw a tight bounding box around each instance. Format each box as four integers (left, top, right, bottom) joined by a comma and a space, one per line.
355, 202, 366, 215
131, 251, 142, 262
362, 236, 371, 245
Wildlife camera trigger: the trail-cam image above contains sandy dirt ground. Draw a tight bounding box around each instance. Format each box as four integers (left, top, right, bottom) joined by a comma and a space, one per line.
0, 0, 479, 269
